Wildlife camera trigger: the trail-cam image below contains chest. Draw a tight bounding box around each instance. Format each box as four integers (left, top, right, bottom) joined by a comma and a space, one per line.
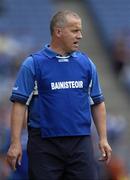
36, 58, 91, 92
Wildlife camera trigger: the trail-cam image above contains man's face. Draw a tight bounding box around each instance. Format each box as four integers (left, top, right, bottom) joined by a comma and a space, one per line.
58, 16, 82, 53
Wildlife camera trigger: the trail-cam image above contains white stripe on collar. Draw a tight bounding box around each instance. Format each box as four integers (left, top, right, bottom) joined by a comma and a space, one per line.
56, 55, 70, 59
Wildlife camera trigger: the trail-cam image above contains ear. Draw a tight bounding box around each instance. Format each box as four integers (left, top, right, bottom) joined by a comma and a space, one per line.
55, 27, 62, 37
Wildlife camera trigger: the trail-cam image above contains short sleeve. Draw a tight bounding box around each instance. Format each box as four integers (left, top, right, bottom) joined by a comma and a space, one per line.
10, 56, 35, 104
89, 59, 104, 105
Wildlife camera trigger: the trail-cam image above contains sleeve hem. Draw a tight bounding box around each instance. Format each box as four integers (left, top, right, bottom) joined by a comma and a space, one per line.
91, 97, 105, 106
10, 95, 27, 104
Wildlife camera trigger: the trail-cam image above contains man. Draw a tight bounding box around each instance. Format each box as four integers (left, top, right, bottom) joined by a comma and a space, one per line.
6, 10, 112, 179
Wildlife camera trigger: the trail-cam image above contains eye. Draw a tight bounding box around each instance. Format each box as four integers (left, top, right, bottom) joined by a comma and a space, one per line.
72, 29, 82, 34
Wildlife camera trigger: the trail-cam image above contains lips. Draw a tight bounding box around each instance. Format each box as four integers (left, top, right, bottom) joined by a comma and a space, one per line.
73, 41, 79, 47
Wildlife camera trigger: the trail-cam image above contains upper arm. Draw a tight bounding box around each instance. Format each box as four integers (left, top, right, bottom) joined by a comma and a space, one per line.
89, 60, 104, 105
10, 57, 35, 104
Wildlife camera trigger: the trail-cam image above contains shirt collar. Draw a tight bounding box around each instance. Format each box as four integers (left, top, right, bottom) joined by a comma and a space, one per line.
41, 44, 78, 58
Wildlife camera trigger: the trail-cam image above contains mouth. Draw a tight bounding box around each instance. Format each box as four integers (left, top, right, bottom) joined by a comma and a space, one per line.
73, 41, 79, 47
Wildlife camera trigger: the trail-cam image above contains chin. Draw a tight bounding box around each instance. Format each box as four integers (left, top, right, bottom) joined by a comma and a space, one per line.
67, 47, 78, 54
72, 47, 79, 51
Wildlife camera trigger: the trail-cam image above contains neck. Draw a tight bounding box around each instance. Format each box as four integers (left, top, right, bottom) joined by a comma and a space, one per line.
50, 40, 70, 56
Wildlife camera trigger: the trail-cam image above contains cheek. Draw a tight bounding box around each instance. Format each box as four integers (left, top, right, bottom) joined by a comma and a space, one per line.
62, 36, 71, 44
62, 31, 73, 40
65, 38, 73, 47
61, 32, 74, 46
64, 34, 74, 43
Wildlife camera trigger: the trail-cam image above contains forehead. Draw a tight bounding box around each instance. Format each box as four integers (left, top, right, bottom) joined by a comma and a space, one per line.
65, 15, 82, 27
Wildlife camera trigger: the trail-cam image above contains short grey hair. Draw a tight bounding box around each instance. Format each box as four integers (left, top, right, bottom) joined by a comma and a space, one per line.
50, 10, 81, 35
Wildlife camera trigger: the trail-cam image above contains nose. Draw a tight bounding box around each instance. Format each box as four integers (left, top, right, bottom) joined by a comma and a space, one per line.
77, 31, 82, 39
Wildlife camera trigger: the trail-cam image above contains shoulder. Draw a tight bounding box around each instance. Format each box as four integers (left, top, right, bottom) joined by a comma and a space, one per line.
75, 51, 96, 69
75, 51, 92, 61
31, 50, 49, 68
21, 56, 35, 75
31, 50, 47, 60
22, 56, 33, 67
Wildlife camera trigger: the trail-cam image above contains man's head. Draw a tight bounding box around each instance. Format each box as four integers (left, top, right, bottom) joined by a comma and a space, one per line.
50, 10, 82, 55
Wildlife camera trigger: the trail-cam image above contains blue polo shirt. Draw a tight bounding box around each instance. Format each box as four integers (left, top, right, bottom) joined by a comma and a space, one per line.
10, 45, 104, 137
